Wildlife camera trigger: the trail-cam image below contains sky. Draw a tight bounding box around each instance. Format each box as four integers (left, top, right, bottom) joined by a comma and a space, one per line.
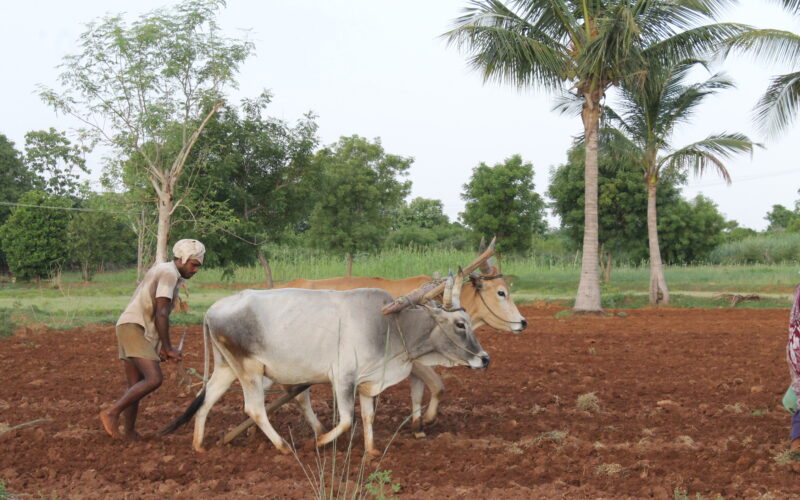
2, 0, 800, 231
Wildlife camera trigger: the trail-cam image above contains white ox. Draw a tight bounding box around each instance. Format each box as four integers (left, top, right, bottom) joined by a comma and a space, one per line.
276, 238, 527, 437
163, 275, 489, 456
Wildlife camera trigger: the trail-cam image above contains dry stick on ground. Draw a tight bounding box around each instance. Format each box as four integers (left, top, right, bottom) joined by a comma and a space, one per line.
219, 385, 311, 446
714, 293, 761, 307
222, 242, 498, 445
0, 418, 52, 436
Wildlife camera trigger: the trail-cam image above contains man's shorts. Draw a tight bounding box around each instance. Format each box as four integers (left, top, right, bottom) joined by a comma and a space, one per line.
116, 323, 160, 361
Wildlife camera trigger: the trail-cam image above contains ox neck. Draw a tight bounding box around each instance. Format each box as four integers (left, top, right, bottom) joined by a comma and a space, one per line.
390, 309, 437, 360
458, 283, 486, 329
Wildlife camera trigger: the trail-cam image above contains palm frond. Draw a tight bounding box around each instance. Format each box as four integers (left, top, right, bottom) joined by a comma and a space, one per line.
661, 133, 760, 182
443, 0, 571, 90
645, 23, 751, 66
551, 90, 583, 117
721, 28, 800, 66
754, 71, 800, 136
770, 0, 800, 15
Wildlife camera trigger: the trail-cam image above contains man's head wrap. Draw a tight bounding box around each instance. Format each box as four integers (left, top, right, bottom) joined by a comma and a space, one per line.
172, 239, 206, 264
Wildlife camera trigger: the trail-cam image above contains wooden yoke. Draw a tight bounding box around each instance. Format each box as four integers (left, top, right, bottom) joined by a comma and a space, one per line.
381, 237, 496, 315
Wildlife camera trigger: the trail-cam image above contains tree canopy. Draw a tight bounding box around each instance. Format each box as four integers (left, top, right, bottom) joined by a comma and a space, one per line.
460, 155, 546, 254
40, 0, 254, 262
308, 135, 411, 275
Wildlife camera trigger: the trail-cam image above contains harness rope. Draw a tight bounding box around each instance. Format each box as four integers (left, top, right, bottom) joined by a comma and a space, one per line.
472, 274, 525, 326
422, 306, 485, 359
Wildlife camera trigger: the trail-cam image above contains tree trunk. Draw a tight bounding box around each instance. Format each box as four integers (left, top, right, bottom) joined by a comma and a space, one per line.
81, 260, 90, 282
257, 252, 274, 289
647, 180, 670, 305
346, 253, 353, 278
155, 192, 173, 264
574, 100, 603, 313
136, 209, 145, 283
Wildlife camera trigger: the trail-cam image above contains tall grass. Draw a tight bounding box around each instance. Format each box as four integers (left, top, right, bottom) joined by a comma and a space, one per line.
710, 233, 800, 264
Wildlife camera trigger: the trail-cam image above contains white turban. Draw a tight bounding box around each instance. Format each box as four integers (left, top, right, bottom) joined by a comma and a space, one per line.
172, 239, 206, 264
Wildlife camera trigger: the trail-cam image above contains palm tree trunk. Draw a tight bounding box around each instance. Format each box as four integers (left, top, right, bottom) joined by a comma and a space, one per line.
647, 180, 670, 305
574, 100, 603, 312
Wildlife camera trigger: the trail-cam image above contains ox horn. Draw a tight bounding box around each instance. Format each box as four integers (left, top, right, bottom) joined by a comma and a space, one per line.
478, 237, 486, 255
479, 236, 496, 274
451, 267, 464, 310
442, 271, 454, 309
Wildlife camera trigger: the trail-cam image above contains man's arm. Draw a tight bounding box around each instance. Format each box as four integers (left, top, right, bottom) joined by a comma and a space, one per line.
155, 296, 181, 362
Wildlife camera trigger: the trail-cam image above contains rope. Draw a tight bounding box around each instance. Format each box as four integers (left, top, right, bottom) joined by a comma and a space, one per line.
422, 306, 484, 359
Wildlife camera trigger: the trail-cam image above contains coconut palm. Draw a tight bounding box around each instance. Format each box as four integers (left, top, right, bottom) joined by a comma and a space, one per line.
602, 60, 758, 304
723, 0, 800, 136
444, 0, 745, 312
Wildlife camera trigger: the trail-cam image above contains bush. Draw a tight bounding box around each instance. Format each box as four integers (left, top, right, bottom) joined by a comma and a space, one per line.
0, 309, 16, 338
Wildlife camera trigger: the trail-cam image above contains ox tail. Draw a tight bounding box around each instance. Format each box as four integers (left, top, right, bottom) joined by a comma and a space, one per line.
160, 388, 205, 435
160, 317, 211, 436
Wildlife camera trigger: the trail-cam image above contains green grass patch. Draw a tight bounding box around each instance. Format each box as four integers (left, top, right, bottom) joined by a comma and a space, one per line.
1, 254, 797, 330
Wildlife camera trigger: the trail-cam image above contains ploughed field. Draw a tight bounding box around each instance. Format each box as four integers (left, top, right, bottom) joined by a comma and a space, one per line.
1, 304, 797, 499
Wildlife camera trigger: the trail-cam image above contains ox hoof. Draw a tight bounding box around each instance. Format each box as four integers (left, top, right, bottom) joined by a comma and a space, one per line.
413, 430, 427, 439
422, 416, 437, 426
366, 448, 381, 459
194, 446, 208, 454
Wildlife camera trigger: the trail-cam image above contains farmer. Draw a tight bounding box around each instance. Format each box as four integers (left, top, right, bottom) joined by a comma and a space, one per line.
786, 284, 800, 467
99, 239, 205, 440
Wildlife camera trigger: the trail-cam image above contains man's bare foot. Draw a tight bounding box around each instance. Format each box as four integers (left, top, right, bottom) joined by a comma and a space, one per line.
99, 410, 122, 439
123, 430, 142, 441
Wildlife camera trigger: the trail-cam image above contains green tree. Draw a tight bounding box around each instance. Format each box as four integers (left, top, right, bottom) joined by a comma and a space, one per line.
549, 143, 684, 263
0, 190, 72, 281
396, 197, 450, 229
460, 155, 545, 254
24, 128, 89, 197
308, 136, 411, 276
445, 0, 742, 312
40, 0, 254, 263
68, 193, 137, 282
603, 60, 756, 304
177, 92, 320, 285
658, 195, 727, 263
388, 197, 468, 249
0, 134, 35, 271
765, 203, 799, 231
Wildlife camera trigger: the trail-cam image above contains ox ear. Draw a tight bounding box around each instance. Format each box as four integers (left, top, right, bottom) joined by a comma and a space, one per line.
468, 272, 484, 291
480, 236, 496, 274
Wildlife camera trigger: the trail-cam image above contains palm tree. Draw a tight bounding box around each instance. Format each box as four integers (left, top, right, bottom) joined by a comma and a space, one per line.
723, 0, 800, 136
602, 60, 758, 304
444, 0, 744, 313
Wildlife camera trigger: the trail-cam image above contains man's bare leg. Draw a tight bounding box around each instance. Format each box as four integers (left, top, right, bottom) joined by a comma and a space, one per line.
121, 360, 144, 440
100, 358, 163, 440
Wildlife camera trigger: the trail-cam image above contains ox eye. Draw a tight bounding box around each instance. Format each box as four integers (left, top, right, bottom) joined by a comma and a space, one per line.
455, 321, 466, 330
498, 291, 506, 298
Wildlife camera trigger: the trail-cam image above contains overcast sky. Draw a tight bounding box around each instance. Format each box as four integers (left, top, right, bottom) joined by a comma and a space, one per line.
2, 0, 800, 231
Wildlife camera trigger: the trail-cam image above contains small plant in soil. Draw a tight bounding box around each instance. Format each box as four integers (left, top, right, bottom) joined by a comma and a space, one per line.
576, 392, 600, 412
363, 470, 401, 500
773, 449, 800, 466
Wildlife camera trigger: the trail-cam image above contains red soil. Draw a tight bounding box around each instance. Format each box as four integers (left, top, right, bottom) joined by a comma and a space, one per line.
1, 304, 798, 499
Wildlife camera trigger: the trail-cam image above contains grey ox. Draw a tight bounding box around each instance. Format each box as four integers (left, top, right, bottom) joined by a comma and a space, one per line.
162, 272, 489, 456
